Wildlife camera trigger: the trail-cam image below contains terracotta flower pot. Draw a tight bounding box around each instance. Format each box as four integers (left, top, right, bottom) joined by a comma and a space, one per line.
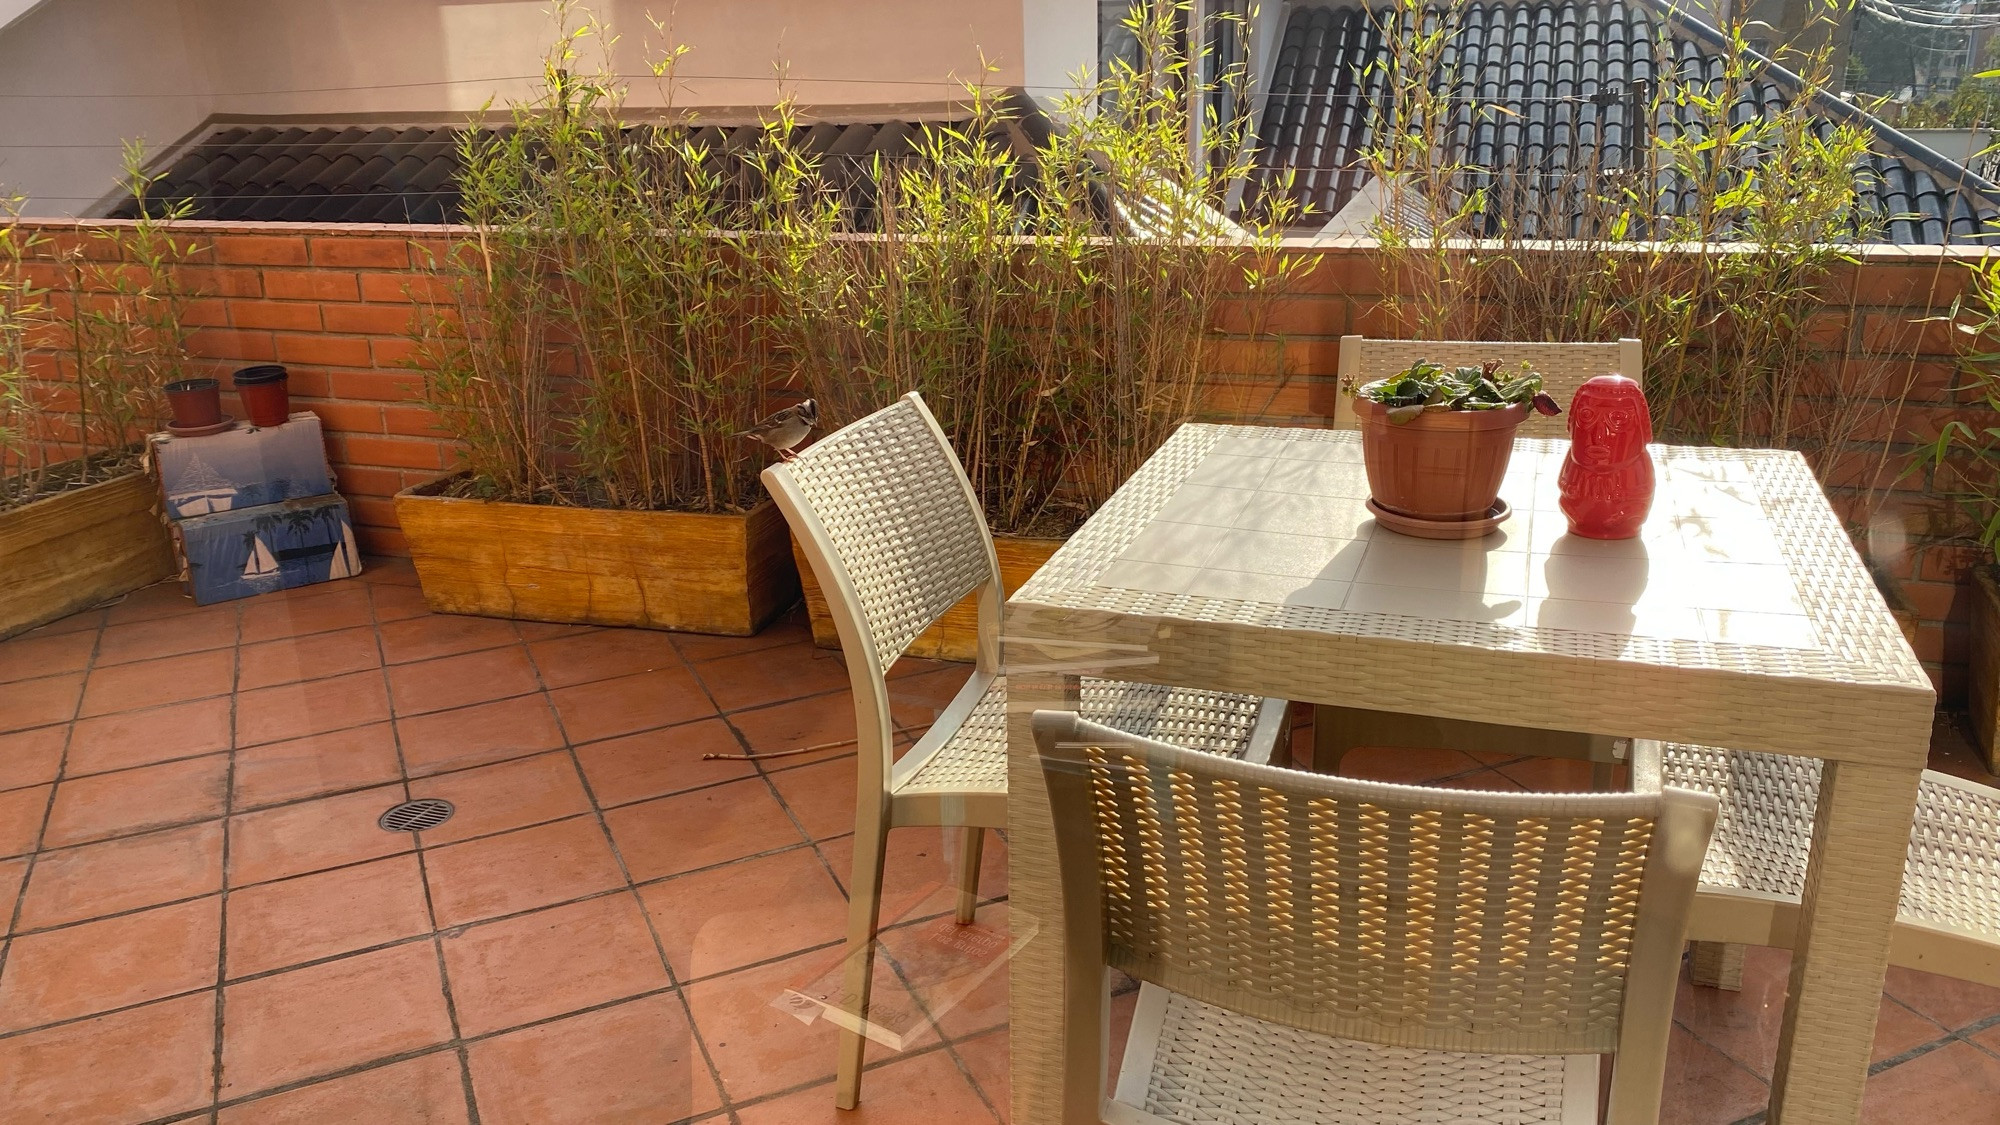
232, 365, 291, 428
164, 378, 222, 429
1357, 397, 1527, 521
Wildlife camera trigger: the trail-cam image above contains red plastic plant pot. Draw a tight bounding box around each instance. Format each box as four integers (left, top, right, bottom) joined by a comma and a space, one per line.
164, 378, 222, 429
232, 365, 291, 428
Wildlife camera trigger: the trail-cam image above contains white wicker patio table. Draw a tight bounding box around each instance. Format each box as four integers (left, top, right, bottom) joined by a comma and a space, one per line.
1001, 423, 1934, 1125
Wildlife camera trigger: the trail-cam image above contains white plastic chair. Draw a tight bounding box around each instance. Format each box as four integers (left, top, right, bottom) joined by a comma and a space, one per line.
1032, 709, 1718, 1125
761, 392, 1290, 1108
1633, 740, 2000, 990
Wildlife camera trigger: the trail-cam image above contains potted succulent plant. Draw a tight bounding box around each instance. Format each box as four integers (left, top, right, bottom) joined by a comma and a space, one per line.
1354, 360, 1560, 532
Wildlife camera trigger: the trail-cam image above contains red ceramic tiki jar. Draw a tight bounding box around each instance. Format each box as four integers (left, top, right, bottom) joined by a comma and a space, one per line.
1558, 374, 1654, 540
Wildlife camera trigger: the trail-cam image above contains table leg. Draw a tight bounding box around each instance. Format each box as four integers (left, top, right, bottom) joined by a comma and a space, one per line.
1768, 758, 1924, 1124
1007, 667, 1080, 1125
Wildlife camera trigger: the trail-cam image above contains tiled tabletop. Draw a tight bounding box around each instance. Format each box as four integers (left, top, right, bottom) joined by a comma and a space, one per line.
1097, 431, 1818, 650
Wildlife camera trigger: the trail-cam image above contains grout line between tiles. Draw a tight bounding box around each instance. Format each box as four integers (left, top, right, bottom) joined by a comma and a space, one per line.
0, 593, 104, 985
541, 622, 743, 1125
208, 596, 247, 1114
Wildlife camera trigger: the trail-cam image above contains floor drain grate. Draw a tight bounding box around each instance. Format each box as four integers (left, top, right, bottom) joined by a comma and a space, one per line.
378, 799, 454, 832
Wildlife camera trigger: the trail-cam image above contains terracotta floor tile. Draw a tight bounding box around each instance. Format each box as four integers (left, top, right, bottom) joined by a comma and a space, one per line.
1672, 946, 1789, 1077
575, 718, 756, 807
236, 625, 383, 691
734, 1043, 998, 1125
513, 620, 599, 643
1659, 1025, 1770, 1124
424, 816, 625, 927
0, 724, 67, 791
396, 694, 566, 776
15, 822, 224, 931
0, 992, 215, 1125
672, 614, 811, 663
0, 671, 82, 733
821, 827, 1008, 918
1333, 744, 1485, 784
1886, 966, 2000, 1031
769, 756, 860, 841
696, 641, 851, 712
235, 668, 391, 747
1428, 767, 1529, 792
1670, 951, 1948, 1073
407, 750, 591, 845
238, 584, 375, 645
42, 753, 230, 848
102, 580, 203, 625
0, 783, 51, 857
387, 645, 541, 716
640, 846, 848, 981
879, 903, 1012, 1040
0, 897, 220, 1031
232, 721, 403, 810
550, 666, 717, 745
216, 1051, 469, 1125
527, 628, 687, 690
467, 992, 723, 1125
361, 556, 421, 587
883, 665, 976, 716
605, 777, 803, 882
727, 694, 862, 767
228, 784, 414, 886
221, 941, 454, 1098
0, 629, 96, 685
1494, 754, 1609, 792
67, 696, 233, 776
440, 892, 670, 1036
1863, 1040, 2000, 1123
684, 949, 927, 1103
954, 1028, 1009, 1117
0, 855, 25, 932
226, 853, 433, 977
378, 613, 524, 665
78, 647, 236, 717
368, 582, 431, 623
96, 609, 238, 666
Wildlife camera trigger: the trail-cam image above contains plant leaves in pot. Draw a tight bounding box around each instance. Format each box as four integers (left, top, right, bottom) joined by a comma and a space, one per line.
1354, 360, 1561, 524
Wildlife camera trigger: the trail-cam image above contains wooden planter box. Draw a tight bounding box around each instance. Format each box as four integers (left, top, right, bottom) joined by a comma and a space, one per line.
1971, 565, 2000, 771
1, 471, 175, 639
795, 533, 1063, 662
395, 478, 799, 636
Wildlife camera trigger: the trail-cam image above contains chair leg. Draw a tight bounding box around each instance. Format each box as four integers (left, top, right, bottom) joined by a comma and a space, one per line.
836, 823, 889, 1109
955, 826, 985, 924
1690, 940, 1746, 991
1311, 706, 1351, 775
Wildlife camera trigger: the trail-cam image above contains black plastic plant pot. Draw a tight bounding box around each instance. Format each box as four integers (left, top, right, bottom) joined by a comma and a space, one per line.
164, 378, 222, 429
232, 365, 290, 428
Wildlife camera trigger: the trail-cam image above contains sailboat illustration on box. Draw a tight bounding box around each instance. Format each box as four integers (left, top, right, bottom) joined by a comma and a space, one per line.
241, 535, 280, 581
168, 453, 234, 517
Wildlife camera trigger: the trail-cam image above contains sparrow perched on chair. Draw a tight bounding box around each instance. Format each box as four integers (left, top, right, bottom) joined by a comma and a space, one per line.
741, 399, 818, 461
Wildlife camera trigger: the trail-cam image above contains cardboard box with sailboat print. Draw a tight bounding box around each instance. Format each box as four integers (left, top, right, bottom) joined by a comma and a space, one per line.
172, 494, 363, 605
151, 412, 335, 518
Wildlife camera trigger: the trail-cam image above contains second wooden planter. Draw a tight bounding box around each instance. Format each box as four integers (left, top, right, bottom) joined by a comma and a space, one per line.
795, 534, 1063, 662
1, 471, 176, 639
396, 477, 799, 636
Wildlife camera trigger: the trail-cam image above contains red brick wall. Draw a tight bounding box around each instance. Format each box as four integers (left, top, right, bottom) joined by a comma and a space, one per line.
14, 221, 456, 556
11, 219, 1995, 696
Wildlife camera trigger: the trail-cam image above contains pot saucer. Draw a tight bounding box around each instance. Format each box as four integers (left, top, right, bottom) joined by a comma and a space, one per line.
166, 415, 236, 438
1366, 497, 1511, 540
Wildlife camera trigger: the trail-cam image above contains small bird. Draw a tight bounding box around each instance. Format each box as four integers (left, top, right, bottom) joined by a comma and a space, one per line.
741, 399, 818, 461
